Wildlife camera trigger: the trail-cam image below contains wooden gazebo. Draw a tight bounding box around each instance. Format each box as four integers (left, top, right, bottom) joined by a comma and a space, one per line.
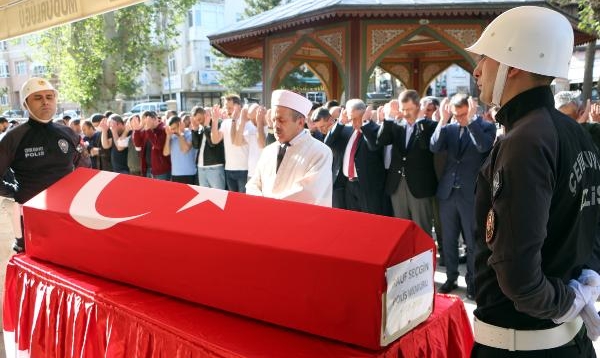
208, 0, 594, 104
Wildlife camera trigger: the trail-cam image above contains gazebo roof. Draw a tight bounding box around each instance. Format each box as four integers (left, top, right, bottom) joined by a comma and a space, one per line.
209, 0, 591, 58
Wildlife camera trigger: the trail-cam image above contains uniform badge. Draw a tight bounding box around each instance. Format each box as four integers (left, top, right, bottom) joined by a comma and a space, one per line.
58, 139, 69, 154
492, 170, 502, 200
486, 209, 496, 244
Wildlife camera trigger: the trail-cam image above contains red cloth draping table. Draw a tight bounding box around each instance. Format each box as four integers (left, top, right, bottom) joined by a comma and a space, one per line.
3, 255, 474, 358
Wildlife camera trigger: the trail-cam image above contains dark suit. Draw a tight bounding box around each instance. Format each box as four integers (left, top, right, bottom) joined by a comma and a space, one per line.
364, 118, 437, 231
325, 122, 385, 215
324, 122, 353, 209
430, 117, 496, 291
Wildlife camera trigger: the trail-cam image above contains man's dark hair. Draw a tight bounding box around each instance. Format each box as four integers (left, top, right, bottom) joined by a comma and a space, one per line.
399, 90, 420, 105
82, 120, 94, 130
191, 106, 205, 116
311, 102, 322, 110
104, 111, 113, 118
142, 110, 158, 119
0, 117, 7, 124
109, 114, 125, 125
168, 116, 181, 126
91, 113, 104, 123
325, 100, 339, 109
311, 107, 331, 122
62, 115, 71, 121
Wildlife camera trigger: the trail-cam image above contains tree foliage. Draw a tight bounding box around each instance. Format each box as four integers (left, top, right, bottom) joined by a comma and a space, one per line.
31, 0, 196, 112
214, 0, 281, 94
244, 0, 281, 17
577, 0, 600, 35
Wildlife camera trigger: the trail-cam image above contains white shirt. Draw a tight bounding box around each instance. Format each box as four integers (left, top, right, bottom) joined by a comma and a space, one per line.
242, 121, 264, 178
405, 121, 415, 147
220, 118, 249, 171
246, 129, 333, 207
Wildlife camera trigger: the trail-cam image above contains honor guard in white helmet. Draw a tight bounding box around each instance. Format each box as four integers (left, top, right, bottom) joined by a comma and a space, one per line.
467, 6, 600, 357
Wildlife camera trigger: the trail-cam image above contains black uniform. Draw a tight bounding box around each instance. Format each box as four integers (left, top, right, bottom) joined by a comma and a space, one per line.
0, 118, 90, 204
473, 86, 600, 355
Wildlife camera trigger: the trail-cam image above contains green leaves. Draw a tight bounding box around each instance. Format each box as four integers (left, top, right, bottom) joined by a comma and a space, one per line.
31, 0, 196, 113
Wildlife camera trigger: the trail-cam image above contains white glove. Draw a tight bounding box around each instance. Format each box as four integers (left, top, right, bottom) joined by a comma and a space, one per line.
553, 279, 600, 324
579, 269, 600, 287
578, 269, 600, 340
580, 301, 600, 340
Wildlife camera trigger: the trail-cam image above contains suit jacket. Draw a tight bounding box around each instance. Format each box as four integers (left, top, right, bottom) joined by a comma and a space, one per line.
430, 117, 496, 200
325, 122, 353, 189
354, 121, 386, 214
364, 118, 438, 198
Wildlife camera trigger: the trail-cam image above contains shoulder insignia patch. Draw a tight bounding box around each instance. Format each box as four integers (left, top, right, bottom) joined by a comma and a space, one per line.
58, 139, 69, 154
486, 209, 496, 244
492, 169, 502, 200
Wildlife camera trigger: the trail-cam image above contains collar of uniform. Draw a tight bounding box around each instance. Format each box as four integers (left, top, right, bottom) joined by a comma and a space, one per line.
27, 117, 52, 127
495, 86, 554, 131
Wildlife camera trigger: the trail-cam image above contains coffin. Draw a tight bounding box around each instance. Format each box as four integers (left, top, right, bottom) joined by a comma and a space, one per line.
23, 168, 436, 349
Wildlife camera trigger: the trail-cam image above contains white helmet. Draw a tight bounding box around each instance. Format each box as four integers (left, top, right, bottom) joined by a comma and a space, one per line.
20, 77, 58, 111
466, 6, 573, 79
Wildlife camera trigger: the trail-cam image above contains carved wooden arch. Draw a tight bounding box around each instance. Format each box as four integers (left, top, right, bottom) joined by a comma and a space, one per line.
269, 35, 346, 100
364, 22, 483, 95
420, 60, 474, 97
275, 60, 334, 101
379, 62, 411, 90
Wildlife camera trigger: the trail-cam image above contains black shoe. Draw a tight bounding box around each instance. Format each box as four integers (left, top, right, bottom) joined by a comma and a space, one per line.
12, 238, 24, 253
438, 280, 458, 294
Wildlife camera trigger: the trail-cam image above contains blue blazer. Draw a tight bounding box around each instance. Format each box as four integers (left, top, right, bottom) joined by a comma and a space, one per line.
430, 117, 496, 200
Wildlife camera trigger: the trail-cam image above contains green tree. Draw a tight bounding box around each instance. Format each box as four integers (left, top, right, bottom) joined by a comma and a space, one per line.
214, 0, 281, 94
244, 0, 281, 17
31, 0, 196, 113
576, 0, 600, 34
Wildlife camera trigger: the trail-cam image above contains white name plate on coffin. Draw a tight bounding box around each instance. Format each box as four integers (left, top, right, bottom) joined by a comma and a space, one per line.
382, 249, 434, 345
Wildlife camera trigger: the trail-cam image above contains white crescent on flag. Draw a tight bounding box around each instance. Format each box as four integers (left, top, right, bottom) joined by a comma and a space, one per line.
69, 172, 229, 230
69, 171, 149, 230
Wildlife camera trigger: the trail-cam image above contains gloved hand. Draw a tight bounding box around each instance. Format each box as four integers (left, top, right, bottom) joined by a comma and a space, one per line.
579, 269, 600, 287
580, 301, 600, 340
578, 269, 600, 340
553, 279, 600, 324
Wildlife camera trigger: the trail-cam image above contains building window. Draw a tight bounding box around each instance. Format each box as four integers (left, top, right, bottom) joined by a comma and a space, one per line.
0, 42, 7, 51
168, 54, 176, 74
204, 55, 212, 69
15, 61, 26, 75
32, 64, 46, 76
189, 4, 224, 29
0, 62, 9, 78
0, 94, 8, 106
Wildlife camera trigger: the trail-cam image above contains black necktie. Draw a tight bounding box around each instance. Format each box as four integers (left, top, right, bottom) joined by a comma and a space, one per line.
276, 143, 289, 173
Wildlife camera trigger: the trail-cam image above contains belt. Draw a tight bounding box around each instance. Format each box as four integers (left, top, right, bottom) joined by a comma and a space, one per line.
473, 316, 583, 351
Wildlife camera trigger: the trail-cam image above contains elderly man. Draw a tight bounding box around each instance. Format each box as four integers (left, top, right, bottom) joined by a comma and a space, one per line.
246, 90, 332, 206
0, 77, 90, 252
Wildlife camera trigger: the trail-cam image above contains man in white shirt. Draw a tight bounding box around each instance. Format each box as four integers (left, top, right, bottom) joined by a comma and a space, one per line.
210, 95, 248, 192
246, 90, 333, 207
